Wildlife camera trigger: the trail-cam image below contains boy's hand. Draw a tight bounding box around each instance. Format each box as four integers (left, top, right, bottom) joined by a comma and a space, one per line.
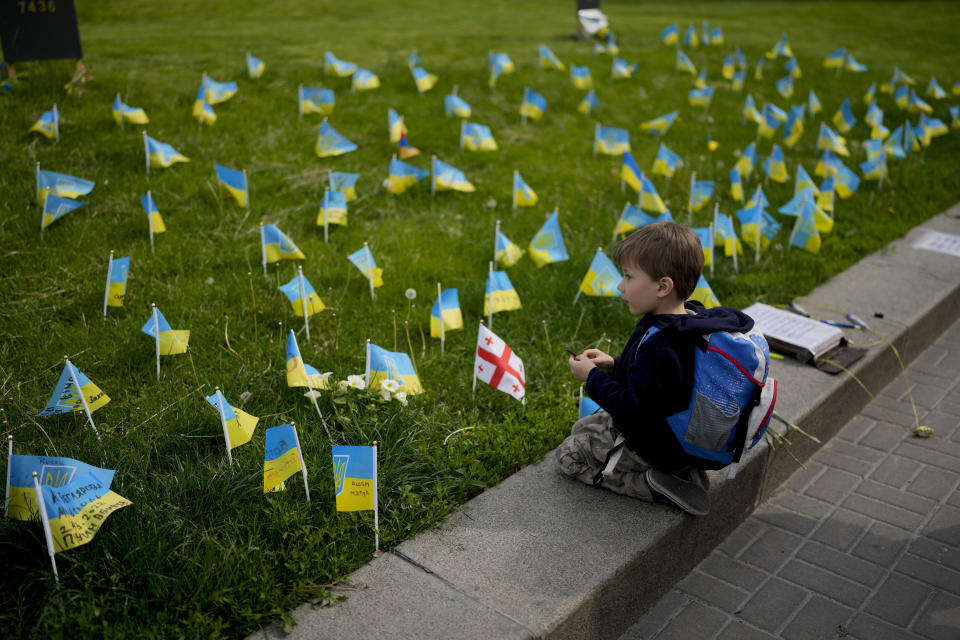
568, 354, 596, 382
581, 349, 615, 372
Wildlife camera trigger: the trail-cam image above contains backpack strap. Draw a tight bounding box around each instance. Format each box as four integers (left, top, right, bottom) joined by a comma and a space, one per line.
726, 383, 763, 479
592, 434, 627, 487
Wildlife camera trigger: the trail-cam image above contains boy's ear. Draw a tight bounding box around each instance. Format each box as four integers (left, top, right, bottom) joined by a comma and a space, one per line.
656, 276, 675, 298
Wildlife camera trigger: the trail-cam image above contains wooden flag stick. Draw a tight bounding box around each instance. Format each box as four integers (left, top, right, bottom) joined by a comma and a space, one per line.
364, 242, 375, 300
66, 357, 100, 441
487, 262, 494, 328
214, 387, 233, 466
437, 282, 445, 354
152, 304, 161, 381
32, 473, 59, 585
103, 251, 114, 319
298, 266, 310, 343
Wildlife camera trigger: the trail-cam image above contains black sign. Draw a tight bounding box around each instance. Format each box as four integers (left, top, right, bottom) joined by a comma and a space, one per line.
0, 0, 83, 63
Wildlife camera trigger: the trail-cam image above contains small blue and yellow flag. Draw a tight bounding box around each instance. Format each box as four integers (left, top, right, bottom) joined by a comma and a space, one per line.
42, 194, 85, 229
431, 288, 464, 338
264, 423, 304, 493
688, 86, 714, 108
754, 56, 767, 80
709, 24, 724, 46
485, 270, 521, 315
319, 189, 348, 226
141, 192, 166, 233
864, 82, 876, 105
316, 120, 357, 157
367, 344, 423, 394
286, 331, 331, 389
330, 171, 361, 201
783, 106, 805, 147
736, 142, 757, 177
693, 227, 713, 266
714, 213, 743, 257
347, 246, 383, 288
621, 153, 665, 213
823, 48, 846, 69
247, 52, 265, 78
825, 158, 861, 198
388, 108, 405, 143
743, 94, 762, 123
789, 200, 824, 253
513, 171, 538, 207
433, 158, 475, 193
894, 85, 910, 110
641, 111, 678, 137
5, 454, 115, 521
683, 25, 699, 49
214, 164, 248, 208
398, 130, 420, 159
770, 34, 793, 58
202, 75, 237, 104
488, 52, 514, 87
794, 166, 819, 196
864, 138, 884, 162
844, 53, 867, 73
352, 69, 380, 91
611, 58, 637, 80
578, 89, 598, 115
693, 69, 708, 90
833, 99, 857, 134
206, 389, 259, 450
808, 90, 823, 116
262, 224, 306, 263
736, 202, 781, 251
141, 307, 190, 355
949, 106, 960, 129
445, 93, 471, 118
387, 158, 429, 194
112, 95, 148, 126
324, 51, 356, 77
570, 65, 593, 90
299, 87, 334, 115
818, 176, 836, 213
721, 54, 735, 80
279, 273, 326, 317
908, 90, 933, 115
539, 44, 566, 71
746, 185, 770, 210
146, 135, 189, 168
785, 57, 802, 78
816, 123, 849, 156
762, 145, 789, 183
729, 167, 744, 202
775, 75, 794, 100
757, 105, 782, 139
594, 124, 630, 155
332, 445, 376, 511
661, 24, 679, 46
106, 255, 130, 308
192, 89, 217, 126
579, 250, 621, 298
528, 210, 569, 268
652, 143, 682, 177
461, 122, 498, 151
32, 470, 131, 552
411, 66, 438, 93
37, 169, 93, 204
859, 155, 888, 181
520, 87, 547, 120
731, 69, 745, 92
690, 180, 715, 212
676, 49, 696, 75
614, 205, 674, 235
30, 106, 58, 139
689, 275, 720, 308
778, 187, 816, 216
496, 230, 524, 267
37, 361, 110, 418
903, 120, 920, 153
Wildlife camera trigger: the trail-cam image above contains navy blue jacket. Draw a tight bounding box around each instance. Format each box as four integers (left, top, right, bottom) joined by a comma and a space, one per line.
585, 301, 755, 472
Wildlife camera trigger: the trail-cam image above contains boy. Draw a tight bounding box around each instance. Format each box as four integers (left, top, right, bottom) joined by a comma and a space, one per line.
559, 221, 755, 515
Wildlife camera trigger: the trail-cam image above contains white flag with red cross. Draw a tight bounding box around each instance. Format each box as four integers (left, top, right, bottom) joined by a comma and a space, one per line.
473, 323, 526, 402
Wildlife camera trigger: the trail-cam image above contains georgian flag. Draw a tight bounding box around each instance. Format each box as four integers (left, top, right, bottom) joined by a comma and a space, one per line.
474, 324, 525, 402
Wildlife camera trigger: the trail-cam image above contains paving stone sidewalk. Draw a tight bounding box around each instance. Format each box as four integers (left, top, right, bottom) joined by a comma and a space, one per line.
621, 318, 960, 640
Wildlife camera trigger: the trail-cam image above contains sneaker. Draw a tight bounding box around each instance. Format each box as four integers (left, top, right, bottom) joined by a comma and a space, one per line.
644, 468, 710, 516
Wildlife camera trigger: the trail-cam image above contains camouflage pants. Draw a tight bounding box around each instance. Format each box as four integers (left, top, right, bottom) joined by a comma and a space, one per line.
556, 411, 653, 501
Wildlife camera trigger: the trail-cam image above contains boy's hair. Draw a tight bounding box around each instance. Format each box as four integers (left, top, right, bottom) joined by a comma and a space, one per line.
613, 222, 704, 300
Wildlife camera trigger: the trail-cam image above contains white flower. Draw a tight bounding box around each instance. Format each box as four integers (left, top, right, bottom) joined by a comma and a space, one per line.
381, 379, 401, 393
380, 389, 393, 401
394, 391, 408, 406
346, 374, 366, 390
405, 288, 417, 300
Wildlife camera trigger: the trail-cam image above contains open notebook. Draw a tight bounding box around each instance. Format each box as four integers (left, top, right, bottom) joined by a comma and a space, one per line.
743, 302, 850, 366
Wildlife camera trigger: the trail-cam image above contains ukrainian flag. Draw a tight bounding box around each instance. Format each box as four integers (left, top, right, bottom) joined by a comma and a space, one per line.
325, 51, 356, 77
319, 189, 348, 226
247, 52, 265, 78
652, 144, 682, 177
496, 230, 524, 267
844, 54, 867, 72
433, 158, 475, 193
347, 246, 383, 288
730, 167, 744, 202
794, 166, 819, 196
398, 131, 420, 159
37, 169, 93, 203
736, 203, 781, 251
286, 331, 331, 389
757, 108, 782, 139
790, 202, 823, 253
833, 99, 857, 134
330, 171, 360, 201
202, 75, 237, 104
762, 145, 789, 183
683, 25, 699, 49
823, 48, 846, 69
620, 151, 643, 194
714, 213, 743, 257
141, 192, 166, 233
316, 120, 357, 157
688, 86, 714, 108
520, 87, 547, 120
746, 185, 770, 209
353, 69, 380, 91
816, 123, 850, 157
445, 93, 471, 118
485, 270, 521, 315
864, 138, 884, 162
368, 344, 423, 394
754, 57, 767, 80
36, 361, 110, 418
594, 124, 630, 155
693, 227, 713, 266
808, 90, 822, 116
818, 177, 835, 213
107, 256, 130, 307
431, 288, 464, 338
709, 24, 724, 46
614, 204, 674, 236
206, 389, 258, 449
112, 95, 148, 126
908, 90, 933, 115
411, 66, 437, 93
570, 65, 593, 90
514, 171, 538, 207
859, 155, 887, 181
882, 126, 906, 159
300, 87, 334, 115
42, 194, 85, 229
5, 454, 115, 521
146, 135, 189, 168
262, 224, 305, 263
689, 275, 720, 308
539, 44, 565, 71
894, 85, 910, 110
488, 52, 514, 87
903, 121, 920, 153
461, 122, 498, 151
141, 307, 190, 355
690, 180, 715, 212
641, 111, 677, 136
33, 471, 131, 552
675, 50, 696, 75
721, 55, 735, 80
388, 108, 405, 143
578, 89, 598, 115
824, 159, 860, 198
864, 82, 876, 105
387, 158, 429, 194
579, 250, 621, 297
528, 210, 569, 268
193, 90, 217, 126
263, 424, 304, 493
332, 445, 375, 511
731, 70, 745, 92
279, 274, 326, 317
784, 106, 804, 147
214, 164, 248, 208
693, 69, 708, 90
775, 75, 794, 99
661, 24, 679, 46
611, 58, 637, 80
743, 94, 762, 123
778, 188, 816, 216
785, 57, 802, 78
29, 106, 58, 139
736, 142, 757, 178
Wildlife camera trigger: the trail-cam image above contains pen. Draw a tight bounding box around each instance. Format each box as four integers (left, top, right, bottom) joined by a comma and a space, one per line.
846, 313, 870, 329
821, 319, 856, 328
788, 301, 810, 318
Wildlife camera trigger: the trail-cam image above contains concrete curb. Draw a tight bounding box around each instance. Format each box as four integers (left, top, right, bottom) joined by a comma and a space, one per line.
252, 204, 960, 640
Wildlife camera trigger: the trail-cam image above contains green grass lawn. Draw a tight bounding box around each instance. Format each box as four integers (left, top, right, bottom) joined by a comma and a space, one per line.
2, 1, 959, 637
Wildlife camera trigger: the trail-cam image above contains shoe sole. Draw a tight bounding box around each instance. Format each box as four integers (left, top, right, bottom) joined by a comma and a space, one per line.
644, 469, 710, 516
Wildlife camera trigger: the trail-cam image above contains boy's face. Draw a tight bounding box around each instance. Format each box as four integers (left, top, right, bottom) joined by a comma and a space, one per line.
618, 262, 667, 316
